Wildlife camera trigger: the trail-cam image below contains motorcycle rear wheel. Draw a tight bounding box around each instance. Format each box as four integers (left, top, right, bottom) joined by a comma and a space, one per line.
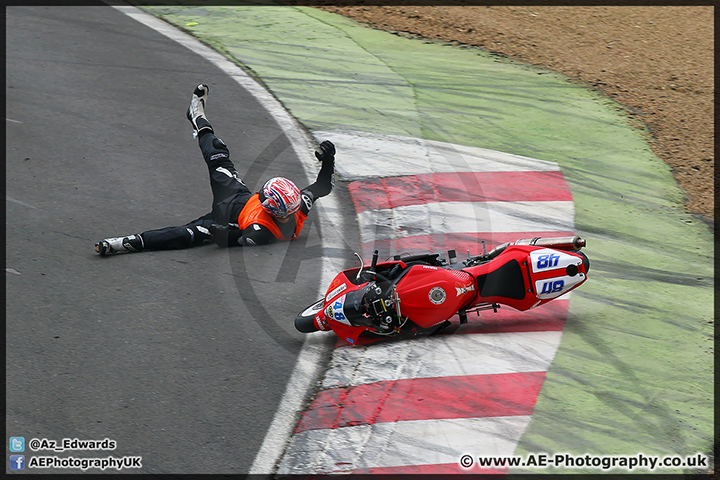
294, 299, 324, 333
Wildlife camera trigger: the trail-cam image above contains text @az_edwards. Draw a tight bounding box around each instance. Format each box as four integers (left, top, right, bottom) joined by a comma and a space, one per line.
28, 437, 116, 452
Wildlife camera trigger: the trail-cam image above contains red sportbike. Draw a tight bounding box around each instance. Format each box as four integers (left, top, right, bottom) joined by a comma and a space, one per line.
295, 236, 589, 345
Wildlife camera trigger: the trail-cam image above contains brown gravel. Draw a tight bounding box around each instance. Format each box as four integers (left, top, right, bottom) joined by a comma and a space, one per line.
317, 5, 714, 224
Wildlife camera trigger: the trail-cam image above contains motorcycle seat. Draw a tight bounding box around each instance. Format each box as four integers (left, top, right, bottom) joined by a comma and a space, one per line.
475, 259, 526, 300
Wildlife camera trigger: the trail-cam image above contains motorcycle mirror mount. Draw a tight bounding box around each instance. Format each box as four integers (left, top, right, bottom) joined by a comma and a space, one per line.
354, 252, 364, 281
355, 250, 379, 282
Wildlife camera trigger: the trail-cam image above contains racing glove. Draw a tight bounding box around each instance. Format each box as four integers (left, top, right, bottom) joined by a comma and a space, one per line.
315, 140, 335, 165
210, 223, 242, 248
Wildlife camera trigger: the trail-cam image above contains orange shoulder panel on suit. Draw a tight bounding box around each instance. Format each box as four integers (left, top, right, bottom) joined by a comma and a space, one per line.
237, 193, 307, 241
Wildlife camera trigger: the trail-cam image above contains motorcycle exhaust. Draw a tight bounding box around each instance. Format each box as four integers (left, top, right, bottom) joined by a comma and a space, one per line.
477, 235, 585, 263
512, 235, 586, 251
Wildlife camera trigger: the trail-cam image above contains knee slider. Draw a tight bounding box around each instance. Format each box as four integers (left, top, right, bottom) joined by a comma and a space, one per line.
212, 137, 228, 151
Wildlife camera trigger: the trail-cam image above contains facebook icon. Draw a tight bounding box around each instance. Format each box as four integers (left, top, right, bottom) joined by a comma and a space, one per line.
9, 454, 25, 470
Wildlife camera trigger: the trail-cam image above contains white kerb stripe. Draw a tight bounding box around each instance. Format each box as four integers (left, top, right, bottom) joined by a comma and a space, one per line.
357, 200, 575, 243
313, 130, 560, 181
322, 331, 563, 389
277, 415, 532, 474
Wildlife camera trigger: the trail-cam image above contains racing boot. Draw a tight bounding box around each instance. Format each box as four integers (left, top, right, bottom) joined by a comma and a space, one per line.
95, 234, 144, 257
186, 83, 213, 137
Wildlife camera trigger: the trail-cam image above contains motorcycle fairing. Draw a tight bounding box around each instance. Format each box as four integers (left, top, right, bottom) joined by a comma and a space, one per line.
535, 273, 586, 299
325, 294, 352, 326
325, 282, 348, 302
465, 245, 588, 311
320, 289, 378, 345
318, 261, 408, 345
394, 265, 476, 329
529, 248, 583, 274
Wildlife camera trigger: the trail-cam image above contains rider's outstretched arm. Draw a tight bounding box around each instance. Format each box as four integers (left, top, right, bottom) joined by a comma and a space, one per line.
303, 140, 335, 202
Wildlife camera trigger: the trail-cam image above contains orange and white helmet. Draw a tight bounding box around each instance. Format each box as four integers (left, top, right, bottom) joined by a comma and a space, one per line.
260, 177, 302, 219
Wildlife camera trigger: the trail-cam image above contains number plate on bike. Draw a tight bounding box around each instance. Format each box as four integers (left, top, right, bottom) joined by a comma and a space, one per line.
529, 248, 582, 273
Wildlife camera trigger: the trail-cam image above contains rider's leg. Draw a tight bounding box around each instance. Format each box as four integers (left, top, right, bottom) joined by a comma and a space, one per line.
95, 213, 215, 256
94, 233, 145, 256
138, 213, 214, 251
187, 83, 252, 225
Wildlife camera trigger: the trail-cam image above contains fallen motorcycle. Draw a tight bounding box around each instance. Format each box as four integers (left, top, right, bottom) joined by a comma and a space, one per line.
295, 236, 589, 345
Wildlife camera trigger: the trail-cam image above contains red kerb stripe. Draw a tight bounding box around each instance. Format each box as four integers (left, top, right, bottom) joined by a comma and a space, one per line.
295, 371, 546, 433
349, 171, 571, 213
361, 231, 577, 258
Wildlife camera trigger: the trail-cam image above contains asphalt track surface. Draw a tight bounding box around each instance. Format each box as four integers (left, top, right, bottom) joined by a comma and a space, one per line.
5, 6, 347, 474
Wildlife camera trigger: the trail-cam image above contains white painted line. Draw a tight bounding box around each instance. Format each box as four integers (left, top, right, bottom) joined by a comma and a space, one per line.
6, 118, 23, 124
322, 331, 563, 389
6, 268, 22, 275
109, 3, 343, 474
357, 200, 575, 243
313, 130, 560, 180
6, 196, 37, 209
277, 415, 532, 474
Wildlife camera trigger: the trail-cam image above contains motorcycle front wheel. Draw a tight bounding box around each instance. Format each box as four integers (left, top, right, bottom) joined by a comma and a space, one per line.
294, 299, 324, 333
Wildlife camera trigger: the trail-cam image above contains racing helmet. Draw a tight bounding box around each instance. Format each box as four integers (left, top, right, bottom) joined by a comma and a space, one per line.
259, 177, 302, 219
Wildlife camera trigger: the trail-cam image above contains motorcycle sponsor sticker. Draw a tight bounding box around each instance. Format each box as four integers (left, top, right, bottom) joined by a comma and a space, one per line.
325, 282, 347, 302
530, 248, 582, 274
328, 295, 351, 325
535, 273, 586, 299
455, 284, 475, 296
315, 314, 330, 331
428, 287, 447, 305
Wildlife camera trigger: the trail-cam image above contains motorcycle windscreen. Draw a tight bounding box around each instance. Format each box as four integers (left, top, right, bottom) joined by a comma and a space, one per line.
327, 285, 377, 328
